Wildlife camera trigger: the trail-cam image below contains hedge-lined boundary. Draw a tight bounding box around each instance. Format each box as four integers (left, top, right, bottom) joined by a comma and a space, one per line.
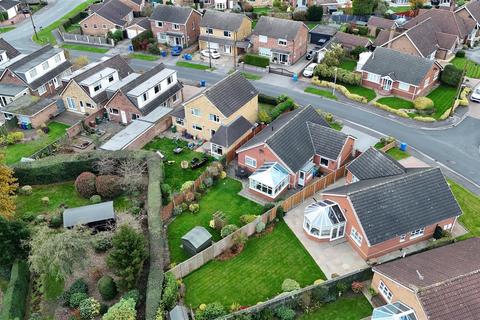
145, 155, 165, 320
0, 260, 30, 320
312, 78, 367, 104
243, 54, 270, 68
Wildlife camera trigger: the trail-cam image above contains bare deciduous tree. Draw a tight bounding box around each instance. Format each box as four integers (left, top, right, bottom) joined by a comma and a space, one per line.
118, 158, 147, 195
94, 156, 117, 175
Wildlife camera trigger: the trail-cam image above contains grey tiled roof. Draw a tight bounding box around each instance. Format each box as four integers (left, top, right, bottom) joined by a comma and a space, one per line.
0, 38, 20, 60
150, 5, 195, 24
309, 24, 337, 36
362, 47, 436, 86
307, 122, 349, 160
333, 31, 371, 48
198, 35, 234, 46
29, 61, 72, 90
367, 16, 396, 29
210, 116, 252, 148
95, 0, 132, 26
462, 0, 480, 22
200, 10, 247, 31
0, 83, 28, 97
117, 63, 166, 103
3, 95, 55, 116
203, 71, 258, 117
0, 0, 19, 10
325, 167, 462, 245
252, 16, 306, 41
347, 147, 405, 180
63, 201, 115, 228
238, 105, 331, 172
170, 106, 185, 119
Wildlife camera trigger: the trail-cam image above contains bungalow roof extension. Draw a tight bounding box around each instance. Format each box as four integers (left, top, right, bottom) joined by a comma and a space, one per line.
89, 0, 132, 26
325, 167, 462, 245
210, 115, 252, 148
3, 95, 55, 116
456, 0, 480, 23
347, 147, 405, 180
252, 16, 307, 41
0, 38, 20, 60
150, 4, 196, 24
200, 10, 248, 31
362, 47, 438, 86
373, 238, 480, 320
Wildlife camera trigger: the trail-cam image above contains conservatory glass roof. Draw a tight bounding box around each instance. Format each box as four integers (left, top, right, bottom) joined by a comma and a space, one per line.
249, 162, 289, 188
372, 302, 417, 320
304, 200, 345, 228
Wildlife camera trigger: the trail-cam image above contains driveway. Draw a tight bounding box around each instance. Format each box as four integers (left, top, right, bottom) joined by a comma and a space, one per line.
284, 199, 368, 279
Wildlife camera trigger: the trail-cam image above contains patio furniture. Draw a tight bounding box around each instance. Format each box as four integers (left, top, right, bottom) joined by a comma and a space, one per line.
190, 156, 208, 169
173, 147, 183, 154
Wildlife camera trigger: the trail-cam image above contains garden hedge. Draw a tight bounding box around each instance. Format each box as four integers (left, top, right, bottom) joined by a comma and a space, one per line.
0, 260, 30, 320
243, 54, 270, 68
258, 93, 277, 105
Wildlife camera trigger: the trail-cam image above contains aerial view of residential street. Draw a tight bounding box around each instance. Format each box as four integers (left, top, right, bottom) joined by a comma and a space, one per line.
2, 0, 480, 318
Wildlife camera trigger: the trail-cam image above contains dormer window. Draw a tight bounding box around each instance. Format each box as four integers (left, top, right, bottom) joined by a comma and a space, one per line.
157, 21, 163, 27
154, 84, 160, 93
173, 23, 180, 30
167, 76, 173, 85
108, 75, 114, 82
143, 92, 148, 101
224, 31, 231, 37
42, 61, 49, 70
29, 68, 37, 78
54, 54, 61, 63
93, 83, 102, 92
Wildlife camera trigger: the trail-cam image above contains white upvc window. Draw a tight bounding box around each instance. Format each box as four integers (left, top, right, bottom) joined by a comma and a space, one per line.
37, 84, 47, 96
259, 35, 268, 43
175, 118, 184, 126
367, 72, 380, 84
410, 227, 425, 239
245, 156, 257, 168
192, 123, 202, 131
211, 143, 223, 156
42, 61, 49, 70
29, 68, 37, 78
278, 38, 287, 46
142, 92, 148, 101
157, 21, 163, 27
206, 28, 213, 34
173, 23, 180, 30
444, 223, 452, 230
320, 157, 329, 167
109, 108, 119, 115
379, 281, 393, 302
209, 113, 220, 123
191, 108, 201, 117
398, 82, 410, 91
350, 227, 362, 246
54, 54, 61, 63
224, 30, 231, 37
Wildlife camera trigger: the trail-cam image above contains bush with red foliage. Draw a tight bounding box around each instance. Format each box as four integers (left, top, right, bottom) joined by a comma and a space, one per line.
351, 281, 364, 294
75, 172, 97, 198
96, 175, 122, 199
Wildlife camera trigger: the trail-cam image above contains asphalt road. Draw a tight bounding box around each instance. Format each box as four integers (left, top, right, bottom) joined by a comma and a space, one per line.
3, 0, 85, 52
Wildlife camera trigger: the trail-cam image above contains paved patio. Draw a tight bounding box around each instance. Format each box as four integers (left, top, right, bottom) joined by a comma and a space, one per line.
284, 198, 368, 279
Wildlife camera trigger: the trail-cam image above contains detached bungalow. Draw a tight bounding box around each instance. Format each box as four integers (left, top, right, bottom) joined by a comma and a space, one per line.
236, 105, 355, 200
250, 16, 309, 66
0, 0, 20, 20
360, 47, 442, 100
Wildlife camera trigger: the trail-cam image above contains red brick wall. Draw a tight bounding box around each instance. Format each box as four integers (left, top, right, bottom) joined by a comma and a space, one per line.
104, 91, 140, 124
81, 14, 118, 36
29, 102, 58, 128
150, 10, 201, 47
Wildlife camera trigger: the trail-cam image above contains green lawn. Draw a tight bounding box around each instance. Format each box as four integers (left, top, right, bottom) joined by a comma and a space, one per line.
451, 57, 480, 79
259, 102, 275, 114
427, 84, 458, 119
390, 5, 411, 13
449, 180, 480, 239
183, 221, 325, 307
128, 53, 160, 61
377, 97, 414, 110
307, 22, 319, 30
339, 58, 357, 71
143, 137, 210, 192
33, 0, 96, 45
374, 142, 410, 160
168, 178, 263, 264
61, 44, 109, 54
64, 23, 81, 33
252, 6, 271, 14
344, 84, 376, 102
305, 86, 337, 100
2, 122, 70, 165
240, 72, 262, 80
0, 26, 15, 33
299, 295, 373, 320
329, 122, 343, 131
176, 61, 213, 71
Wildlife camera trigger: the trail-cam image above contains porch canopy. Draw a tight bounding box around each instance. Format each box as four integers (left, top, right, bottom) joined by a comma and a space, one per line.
372, 302, 417, 320
249, 162, 289, 198
303, 199, 346, 240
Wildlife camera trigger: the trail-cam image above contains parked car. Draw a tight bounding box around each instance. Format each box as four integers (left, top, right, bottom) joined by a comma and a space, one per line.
470, 85, 480, 102
303, 63, 318, 78
201, 49, 221, 59
171, 46, 183, 56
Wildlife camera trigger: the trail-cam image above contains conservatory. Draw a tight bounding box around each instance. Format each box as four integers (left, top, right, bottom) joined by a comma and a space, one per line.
303, 199, 346, 241
249, 162, 290, 199
372, 302, 417, 320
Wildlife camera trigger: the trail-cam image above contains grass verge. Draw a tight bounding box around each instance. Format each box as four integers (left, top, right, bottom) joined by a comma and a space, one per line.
339, 58, 357, 71
344, 84, 376, 102
176, 61, 214, 71
448, 180, 480, 240
0, 27, 15, 33
427, 84, 458, 119
128, 53, 160, 61
61, 44, 109, 53
376, 97, 414, 110
305, 86, 337, 100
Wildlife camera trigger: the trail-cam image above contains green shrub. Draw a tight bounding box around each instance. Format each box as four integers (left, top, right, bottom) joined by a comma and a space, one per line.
270, 98, 294, 120
49, 214, 63, 228
456, 50, 466, 58
103, 298, 137, 320
62, 278, 89, 307
161, 183, 172, 204
75, 172, 97, 198
69, 292, 89, 308
189, 203, 200, 213
195, 302, 227, 320
122, 289, 141, 308
221, 224, 239, 238
275, 306, 296, 320
357, 26, 368, 36
98, 276, 118, 301
256, 221, 266, 233
180, 180, 194, 192
314, 64, 361, 86
148, 43, 161, 55
203, 177, 213, 188
160, 272, 178, 311
292, 8, 307, 20
100, 303, 109, 315
90, 195, 102, 203
79, 297, 100, 319
441, 64, 463, 87
0, 260, 30, 320
244, 54, 270, 68
92, 232, 113, 253
282, 278, 300, 292
258, 110, 272, 124
96, 175, 122, 199
307, 5, 323, 21
240, 214, 258, 225
413, 97, 434, 110
19, 185, 33, 195
276, 206, 285, 219
258, 93, 277, 105
351, 46, 368, 59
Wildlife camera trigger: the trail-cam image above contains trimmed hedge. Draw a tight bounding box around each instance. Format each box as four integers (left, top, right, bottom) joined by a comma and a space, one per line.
312, 78, 367, 104
0, 260, 30, 320
258, 93, 277, 105
244, 54, 270, 68
270, 98, 295, 120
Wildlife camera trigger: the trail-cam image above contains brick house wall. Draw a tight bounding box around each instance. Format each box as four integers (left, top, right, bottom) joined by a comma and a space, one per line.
320, 193, 458, 260
384, 35, 422, 57
198, 17, 252, 56
61, 81, 101, 115
104, 90, 141, 124
150, 10, 201, 47
25, 102, 58, 128
81, 14, 120, 36
371, 272, 428, 320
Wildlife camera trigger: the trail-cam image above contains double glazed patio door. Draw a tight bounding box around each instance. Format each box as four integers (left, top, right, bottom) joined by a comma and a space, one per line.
330, 223, 345, 241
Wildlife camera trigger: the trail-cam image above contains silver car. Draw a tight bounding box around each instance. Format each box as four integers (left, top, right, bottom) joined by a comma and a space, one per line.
470, 85, 480, 102
303, 63, 318, 78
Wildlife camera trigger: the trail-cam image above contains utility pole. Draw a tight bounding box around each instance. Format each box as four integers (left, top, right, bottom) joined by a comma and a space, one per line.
207, 26, 212, 69
25, 1, 38, 40
450, 64, 467, 117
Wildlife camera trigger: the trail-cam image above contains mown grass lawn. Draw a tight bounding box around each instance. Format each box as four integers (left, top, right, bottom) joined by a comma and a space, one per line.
339, 58, 357, 71
183, 221, 325, 307
299, 295, 373, 320
168, 178, 263, 264
61, 44, 109, 54
128, 53, 160, 61
176, 61, 213, 71
427, 84, 457, 119
344, 84, 376, 102
2, 122, 70, 165
390, 5, 411, 13
143, 137, 211, 192
259, 102, 275, 114
307, 22, 319, 30
377, 97, 414, 110
305, 86, 337, 100
252, 6, 271, 14
448, 180, 480, 239
0, 26, 15, 33
374, 142, 410, 160
451, 57, 480, 79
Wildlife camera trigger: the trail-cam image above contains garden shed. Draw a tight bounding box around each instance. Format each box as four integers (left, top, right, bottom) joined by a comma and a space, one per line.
169, 305, 190, 320
63, 201, 115, 230
181, 226, 212, 256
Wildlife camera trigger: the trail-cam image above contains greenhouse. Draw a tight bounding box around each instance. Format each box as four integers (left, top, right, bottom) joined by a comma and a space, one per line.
372, 302, 417, 320
303, 199, 346, 241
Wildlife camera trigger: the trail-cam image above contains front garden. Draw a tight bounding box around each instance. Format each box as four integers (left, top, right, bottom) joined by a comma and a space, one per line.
449, 180, 480, 240
374, 138, 410, 160
451, 56, 480, 79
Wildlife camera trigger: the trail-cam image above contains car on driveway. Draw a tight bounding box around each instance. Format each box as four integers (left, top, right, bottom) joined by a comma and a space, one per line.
201, 49, 221, 59
303, 63, 318, 78
470, 85, 480, 103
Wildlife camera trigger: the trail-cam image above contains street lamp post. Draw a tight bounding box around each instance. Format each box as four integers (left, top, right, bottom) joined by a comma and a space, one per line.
25, 1, 38, 40
450, 64, 467, 117
332, 67, 338, 96
207, 27, 212, 69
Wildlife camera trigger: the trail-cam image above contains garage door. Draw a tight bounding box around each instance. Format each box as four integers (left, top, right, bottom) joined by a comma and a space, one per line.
208, 42, 219, 49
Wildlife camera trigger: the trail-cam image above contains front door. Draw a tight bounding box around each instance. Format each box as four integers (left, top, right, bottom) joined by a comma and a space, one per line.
298, 171, 305, 187
175, 37, 182, 46
79, 101, 85, 113
224, 45, 232, 54
383, 78, 393, 91
330, 224, 345, 241
120, 110, 128, 124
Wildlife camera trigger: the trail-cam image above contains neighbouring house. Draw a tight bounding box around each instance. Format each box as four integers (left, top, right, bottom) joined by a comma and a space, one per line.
1, 95, 58, 128
0, 0, 20, 20
236, 105, 355, 200
126, 17, 151, 39
456, 0, 480, 42
371, 237, 480, 320
0, 45, 72, 97
63, 201, 116, 230
81, 0, 134, 36
242, 0, 271, 7
0, 38, 21, 70
250, 16, 309, 65
367, 16, 397, 37
315, 147, 462, 260
309, 24, 337, 46
199, 10, 252, 57
331, 31, 372, 51
150, 5, 202, 48
359, 47, 442, 100
0, 83, 28, 107
117, 0, 146, 12
104, 63, 183, 124
60, 55, 134, 116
